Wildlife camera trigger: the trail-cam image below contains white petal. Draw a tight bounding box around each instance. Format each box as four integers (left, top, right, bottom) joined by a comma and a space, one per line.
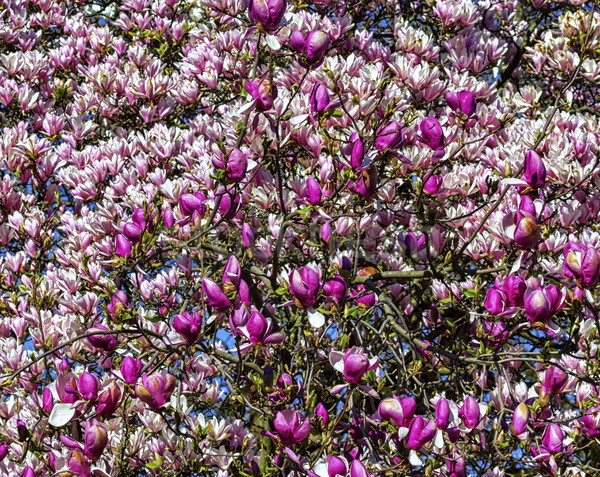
409, 450, 423, 466
308, 308, 325, 328
265, 35, 281, 50
48, 403, 76, 427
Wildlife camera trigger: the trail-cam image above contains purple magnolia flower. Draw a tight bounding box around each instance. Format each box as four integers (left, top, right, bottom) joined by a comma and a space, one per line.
248, 0, 286, 31
77, 372, 99, 401
22, 467, 36, 477
348, 132, 365, 169
222, 255, 242, 288
305, 30, 330, 61
202, 277, 232, 311
226, 148, 248, 182
310, 83, 331, 113
484, 288, 505, 315
173, 311, 202, 344
245, 78, 277, 111
122, 221, 142, 244
423, 174, 442, 195
523, 150, 546, 188
512, 402, 530, 435
0, 442, 7, 461
240, 309, 285, 345
445, 90, 476, 116
115, 234, 132, 257
290, 30, 306, 51
513, 212, 541, 249
179, 193, 206, 218
436, 397, 451, 430
305, 177, 322, 205
407, 415, 437, 450
374, 121, 405, 151
323, 275, 347, 303
329, 347, 378, 384
419, 117, 445, 152
500, 275, 527, 307
541, 423, 564, 454
459, 396, 481, 429
120, 356, 142, 384
378, 397, 405, 426
96, 384, 122, 419
86, 324, 118, 352
315, 402, 329, 428
83, 419, 108, 460
564, 243, 600, 288
524, 289, 553, 324
540, 366, 568, 398
273, 410, 311, 445
289, 266, 321, 308
135, 372, 176, 410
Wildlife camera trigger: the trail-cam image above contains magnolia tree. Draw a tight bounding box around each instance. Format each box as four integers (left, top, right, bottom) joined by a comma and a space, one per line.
1, 0, 600, 475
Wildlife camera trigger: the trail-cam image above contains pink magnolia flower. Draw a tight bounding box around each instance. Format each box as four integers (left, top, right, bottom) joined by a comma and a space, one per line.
273, 410, 311, 445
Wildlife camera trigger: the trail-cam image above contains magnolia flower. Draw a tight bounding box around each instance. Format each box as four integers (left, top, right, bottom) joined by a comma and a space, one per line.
289, 266, 321, 308
135, 372, 176, 410
248, 0, 286, 31
273, 410, 311, 445
446, 90, 476, 116
329, 347, 378, 385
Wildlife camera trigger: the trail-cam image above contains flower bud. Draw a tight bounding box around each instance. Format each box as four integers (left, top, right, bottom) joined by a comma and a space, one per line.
310, 83, 331, 113
305, 30, 330, 62
523, 150, 546, 188
419, 117, 445, 151
374, 121, 405, 151
435, 397, 451, 430
289, 266, 320, 308
379, 397, 404, 426
460, 396, 480, 429
83, 419, 108, 460
173, 311, 202, 344
484, 288, 505, 315
179, 193, 204, 217
407, 416, 437, 449
315, 402, 329, 428
248, 0, 286, 31
273, 410, 311, 445
135, 372, 175, 410
305, 177, 323, 205
87, 324, 118, 352
502, 275, 526, 307
541, 423, 564, 454
423, 174, 442, 195
245, 78, 277, 111
513, 213, 541, 249
202, 277, 232, 311
511, 402, 529, 435
120, 356, 142, 384
96, 384, 122, 419
226, 148, 248, 182
524, 289, 552, 323
290, 30, 305, 51
445, 90, 476, 116
222, 255, 242, 287
77, 372, 100, 401
115, 234, 132, 257
122, 222, 142, 244
323, 275, 347, 303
